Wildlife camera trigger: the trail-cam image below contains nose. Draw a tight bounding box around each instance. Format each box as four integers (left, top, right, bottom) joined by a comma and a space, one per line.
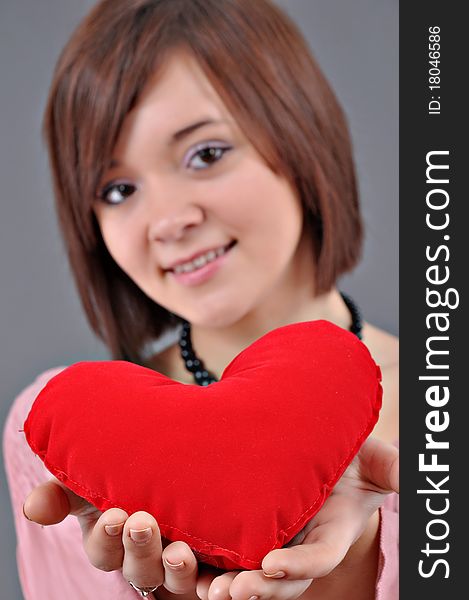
147, 201, 205, 243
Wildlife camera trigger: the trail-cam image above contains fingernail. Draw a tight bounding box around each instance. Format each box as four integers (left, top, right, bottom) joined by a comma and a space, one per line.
163, 557, 185, 570
130, 527, 153, 544
22, 504, 33, 522
104, 522, 124, 537
263, 570, 286, 579
249, 596, 259, 600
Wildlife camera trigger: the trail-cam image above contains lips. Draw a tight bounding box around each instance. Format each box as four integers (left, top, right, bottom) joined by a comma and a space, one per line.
164, 241, 236, 274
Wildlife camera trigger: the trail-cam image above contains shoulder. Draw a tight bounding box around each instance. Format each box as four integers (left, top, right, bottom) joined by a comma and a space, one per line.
3, 367, 66, 483
5, 367, 66, 430
362, 323, 399, 444
3, 367, 67, 536
362, 323, 398, 369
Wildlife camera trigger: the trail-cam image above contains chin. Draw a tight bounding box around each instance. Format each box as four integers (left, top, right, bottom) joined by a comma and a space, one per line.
180, 300, 253, 330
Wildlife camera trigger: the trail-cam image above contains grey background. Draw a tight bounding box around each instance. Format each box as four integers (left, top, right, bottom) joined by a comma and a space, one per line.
0, 1, 398, 597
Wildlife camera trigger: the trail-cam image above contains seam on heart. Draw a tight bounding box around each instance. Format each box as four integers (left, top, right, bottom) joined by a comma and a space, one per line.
25, 438, 262, 566
277, 417, 375, 541
24, 437, 257, 561
24, 406, 377, 566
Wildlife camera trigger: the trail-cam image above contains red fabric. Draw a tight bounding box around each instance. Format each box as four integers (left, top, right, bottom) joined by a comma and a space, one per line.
23, 321, 382, 570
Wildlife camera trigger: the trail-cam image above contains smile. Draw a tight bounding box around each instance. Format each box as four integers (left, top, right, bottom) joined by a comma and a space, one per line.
168, 241, 236, 274
166, 241, 237, 287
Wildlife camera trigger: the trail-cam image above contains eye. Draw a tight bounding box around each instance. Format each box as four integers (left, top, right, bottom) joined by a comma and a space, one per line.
185, 143, 232, 171
99, 181, 137, 205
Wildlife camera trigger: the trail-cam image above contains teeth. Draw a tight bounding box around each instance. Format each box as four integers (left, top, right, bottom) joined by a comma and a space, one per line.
194, 255, 207, 268
173, 245, 229, 274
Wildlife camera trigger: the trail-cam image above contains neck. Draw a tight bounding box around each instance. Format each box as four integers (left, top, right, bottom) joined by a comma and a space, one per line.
190, 287, 353, 379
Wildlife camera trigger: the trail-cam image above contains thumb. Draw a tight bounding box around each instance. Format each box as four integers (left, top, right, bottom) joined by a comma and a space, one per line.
23, 478, 94, 525
23, 480, 72, 525
358, 437, 399, 494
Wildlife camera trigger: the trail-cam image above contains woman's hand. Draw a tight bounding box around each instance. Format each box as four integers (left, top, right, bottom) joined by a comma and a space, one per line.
23, 436, 398, 600
23, 480, 200, 597
197, 436, 398, 600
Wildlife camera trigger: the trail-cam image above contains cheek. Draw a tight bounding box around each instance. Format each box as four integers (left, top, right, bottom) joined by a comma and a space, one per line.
229, 176, 303, 257
97, 216, 147, 279
213, 166, 302, 234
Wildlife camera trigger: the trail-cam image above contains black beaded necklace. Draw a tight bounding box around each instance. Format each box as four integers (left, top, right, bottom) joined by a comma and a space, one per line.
178, 291, 363, 386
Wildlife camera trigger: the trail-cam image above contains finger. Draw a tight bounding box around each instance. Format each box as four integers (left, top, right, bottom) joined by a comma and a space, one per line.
359, 437, 399, 493
23, 480, 71, 525
206, 571, 239, 600
161, 541, 198, 594
122, 511, 164, 590
195, 567, 221, 600
262, 529, 351, 580
263, 507, 380, 581
82, 507, 128, 572
229, 569, 311, 600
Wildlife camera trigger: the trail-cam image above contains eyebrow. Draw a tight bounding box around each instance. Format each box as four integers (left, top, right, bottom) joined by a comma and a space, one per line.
171, 118, 224, 143
108, 119, 227, 169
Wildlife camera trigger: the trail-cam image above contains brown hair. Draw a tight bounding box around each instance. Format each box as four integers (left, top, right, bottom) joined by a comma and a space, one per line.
44, 0, 362, 363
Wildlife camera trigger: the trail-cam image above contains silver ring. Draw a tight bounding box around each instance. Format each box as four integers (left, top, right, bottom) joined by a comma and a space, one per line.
128, 581, 159, 597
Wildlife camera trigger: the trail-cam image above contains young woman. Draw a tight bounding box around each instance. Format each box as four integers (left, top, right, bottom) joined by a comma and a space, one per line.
4, 1, 398, 598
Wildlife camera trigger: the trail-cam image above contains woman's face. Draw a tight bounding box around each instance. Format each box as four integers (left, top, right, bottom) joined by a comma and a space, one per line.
94, 52, 315, 328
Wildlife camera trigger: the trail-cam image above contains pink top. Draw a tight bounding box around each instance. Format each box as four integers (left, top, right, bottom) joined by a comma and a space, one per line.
3, 368, 399, 599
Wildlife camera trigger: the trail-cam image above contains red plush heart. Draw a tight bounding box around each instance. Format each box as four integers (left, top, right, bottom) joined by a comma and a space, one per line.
24, 321, 381, 570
